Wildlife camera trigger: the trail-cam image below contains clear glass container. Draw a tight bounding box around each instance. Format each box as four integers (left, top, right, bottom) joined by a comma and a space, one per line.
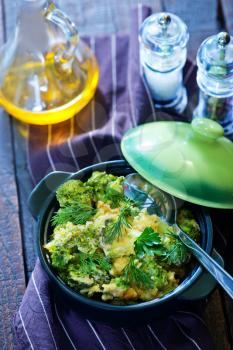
0, 0, 99, 125
193, 32, 233, 139
139, 12, 189, 113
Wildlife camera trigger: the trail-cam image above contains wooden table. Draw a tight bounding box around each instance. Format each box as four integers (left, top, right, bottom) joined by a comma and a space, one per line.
0, 1, 233, 349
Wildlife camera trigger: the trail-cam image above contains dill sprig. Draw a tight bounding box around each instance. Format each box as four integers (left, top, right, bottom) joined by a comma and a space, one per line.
124, 258, 153, 289
104, 206, 132, 243
79, 252, 111, 275
51, 202, 96, 226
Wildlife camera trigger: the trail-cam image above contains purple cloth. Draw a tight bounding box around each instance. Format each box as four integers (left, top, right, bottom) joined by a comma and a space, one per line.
13, 5, 214, 350
14, 261, 213, 350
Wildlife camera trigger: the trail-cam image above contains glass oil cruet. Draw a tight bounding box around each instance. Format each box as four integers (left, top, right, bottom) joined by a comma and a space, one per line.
139, 12, 189, 113
0, 0, 99, 125
193, 32, 233, 140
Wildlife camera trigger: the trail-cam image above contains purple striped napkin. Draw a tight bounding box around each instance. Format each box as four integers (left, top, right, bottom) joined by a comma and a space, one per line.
13, 5, 214, 350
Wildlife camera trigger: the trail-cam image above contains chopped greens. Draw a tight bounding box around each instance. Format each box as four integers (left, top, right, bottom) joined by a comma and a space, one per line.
164, 240, 190, 266
123, 258, 153, 289
162, 231, 191, 266
45, 171, 200, 304
134, 228, 191, 266
78, 252, 111, 275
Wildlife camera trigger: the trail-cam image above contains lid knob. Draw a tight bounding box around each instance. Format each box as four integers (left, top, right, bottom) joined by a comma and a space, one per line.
217, 32, 231, 48
158, 13, 171, 31
192, 118, 224, 140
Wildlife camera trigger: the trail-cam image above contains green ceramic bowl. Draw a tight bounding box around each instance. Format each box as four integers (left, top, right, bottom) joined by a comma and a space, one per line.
29, 160, 220, 324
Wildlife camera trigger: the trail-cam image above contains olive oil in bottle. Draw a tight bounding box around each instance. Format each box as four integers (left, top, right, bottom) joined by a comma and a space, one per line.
0, 0, 99, 125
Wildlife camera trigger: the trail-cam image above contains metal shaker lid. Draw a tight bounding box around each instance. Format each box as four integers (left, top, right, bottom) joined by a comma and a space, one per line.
197, 32, 233, 78
139, 12, 189, 57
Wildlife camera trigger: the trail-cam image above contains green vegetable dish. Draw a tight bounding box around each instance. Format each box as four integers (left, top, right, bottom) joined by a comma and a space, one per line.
45, 172, 200, 304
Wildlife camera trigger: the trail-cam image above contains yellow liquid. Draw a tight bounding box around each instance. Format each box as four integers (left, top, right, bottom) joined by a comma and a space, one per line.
0, 50, 99, 125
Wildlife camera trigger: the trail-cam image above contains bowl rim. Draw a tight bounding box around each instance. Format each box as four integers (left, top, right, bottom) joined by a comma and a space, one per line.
36, 160, 213, 311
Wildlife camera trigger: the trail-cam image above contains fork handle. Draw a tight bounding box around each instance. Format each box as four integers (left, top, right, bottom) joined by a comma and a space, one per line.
178, 228, 233, 299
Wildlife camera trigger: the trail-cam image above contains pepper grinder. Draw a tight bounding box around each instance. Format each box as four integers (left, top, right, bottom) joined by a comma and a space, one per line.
139, 13, 189, 113
193, 32, 233, 139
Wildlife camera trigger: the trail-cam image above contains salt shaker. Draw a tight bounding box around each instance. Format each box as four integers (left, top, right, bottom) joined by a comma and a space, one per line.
193, 32, 233, 139
139, 13, 189, 113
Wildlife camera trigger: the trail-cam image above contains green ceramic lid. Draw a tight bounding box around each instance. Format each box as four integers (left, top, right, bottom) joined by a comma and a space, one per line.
121, 118, 233, 209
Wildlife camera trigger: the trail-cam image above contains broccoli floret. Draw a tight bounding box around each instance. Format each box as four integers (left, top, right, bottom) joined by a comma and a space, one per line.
86, 172, 125, 207
56, 173, 126, 210
68, 252, 111, 288
44, 221, 101, 269
56, 179, 92, 207
49, 247, 73, 269
156, 208, 200, 266
105, 176, 125, 207
86, 171, 116, 194
141, 256, 170, 289
63, 264, 95, 290
177, 208, 200, 242
45, 222, 78, 253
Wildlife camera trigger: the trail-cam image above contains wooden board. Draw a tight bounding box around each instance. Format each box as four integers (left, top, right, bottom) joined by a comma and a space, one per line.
0, 2, 26, 348
0, 87, 26, 350
216, 210, 233, 349
12, 122, 35, 278
203, 289, 231, 350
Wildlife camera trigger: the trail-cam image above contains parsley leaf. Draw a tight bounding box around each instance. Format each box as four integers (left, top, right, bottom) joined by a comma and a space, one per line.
134, 227, 166, 258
